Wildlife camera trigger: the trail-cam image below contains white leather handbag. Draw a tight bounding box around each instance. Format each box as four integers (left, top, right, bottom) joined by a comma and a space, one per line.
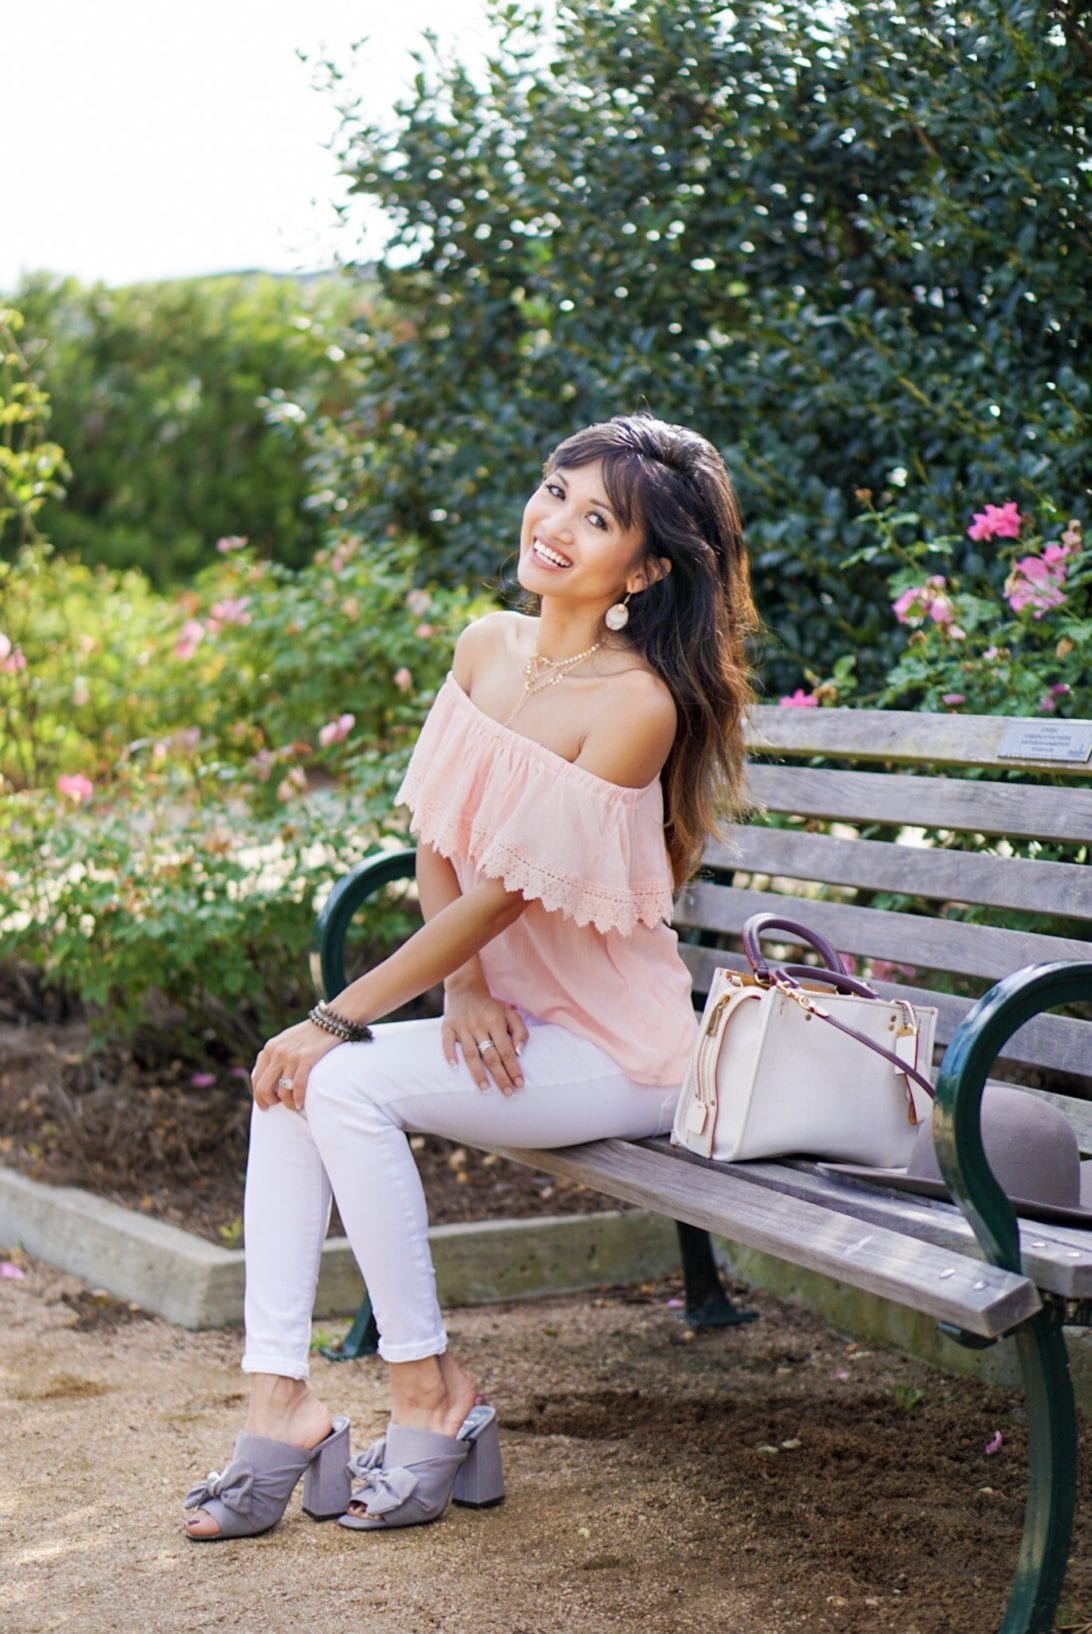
671, 913, 937, 1166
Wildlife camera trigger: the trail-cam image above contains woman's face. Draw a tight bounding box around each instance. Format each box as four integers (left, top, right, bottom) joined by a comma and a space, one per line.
518, 459, 649, 609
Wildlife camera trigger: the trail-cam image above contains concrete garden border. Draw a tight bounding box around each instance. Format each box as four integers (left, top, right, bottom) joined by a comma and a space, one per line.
0, 1164, 678, 1329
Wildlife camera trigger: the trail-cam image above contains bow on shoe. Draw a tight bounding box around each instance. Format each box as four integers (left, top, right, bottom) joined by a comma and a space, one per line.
346, 1439, 418, 1517
183, 1460, 255, 1517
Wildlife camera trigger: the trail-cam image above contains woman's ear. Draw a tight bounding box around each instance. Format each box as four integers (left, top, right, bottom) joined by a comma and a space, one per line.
627, 555, 672, 594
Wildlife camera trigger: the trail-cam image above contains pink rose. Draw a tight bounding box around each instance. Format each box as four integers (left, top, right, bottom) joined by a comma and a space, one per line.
414, 623, 436, 640
393, 667, 414, 694
967, 501, 1022, 542
1006, 557, 1067, 618
209, 597, 251, 626
216, 535, 248, 553
892, 586, 925, 625
318, 713, 355, 748
174, 619, 205, 660
0, 639, 27, 674
894, 575, 952, 628
778, 688, 818, 708
941, 693, 966, 707
57, 773, 94, 803
406, 589, 432, 617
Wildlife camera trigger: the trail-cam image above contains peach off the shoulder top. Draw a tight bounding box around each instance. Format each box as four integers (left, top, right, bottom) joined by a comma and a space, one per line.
395, 674, 698, 1087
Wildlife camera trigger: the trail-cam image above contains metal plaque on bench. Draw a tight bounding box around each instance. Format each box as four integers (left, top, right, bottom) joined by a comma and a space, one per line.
997, 721, 1092, 764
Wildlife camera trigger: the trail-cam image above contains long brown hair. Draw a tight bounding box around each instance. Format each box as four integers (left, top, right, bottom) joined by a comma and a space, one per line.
545, 414, 758, 886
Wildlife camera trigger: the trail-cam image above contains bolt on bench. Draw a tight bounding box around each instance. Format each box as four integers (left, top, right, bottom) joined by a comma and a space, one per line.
311, 703, 1092, 1634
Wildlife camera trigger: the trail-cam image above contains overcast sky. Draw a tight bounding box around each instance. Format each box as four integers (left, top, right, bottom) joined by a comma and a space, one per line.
3, 0, 498, 291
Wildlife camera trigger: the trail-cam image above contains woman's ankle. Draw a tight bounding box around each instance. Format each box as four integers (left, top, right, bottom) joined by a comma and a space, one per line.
389, 1353, 478, 1436
244, 1375, 332, 1447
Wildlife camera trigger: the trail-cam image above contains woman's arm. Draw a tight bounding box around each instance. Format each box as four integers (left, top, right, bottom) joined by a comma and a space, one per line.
251, 875, 528, 1109
416, 843, 529, 1090
416, 842, 486, 991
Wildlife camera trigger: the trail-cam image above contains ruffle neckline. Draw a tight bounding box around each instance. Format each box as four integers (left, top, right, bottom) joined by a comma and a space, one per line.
396, 675, 676, 935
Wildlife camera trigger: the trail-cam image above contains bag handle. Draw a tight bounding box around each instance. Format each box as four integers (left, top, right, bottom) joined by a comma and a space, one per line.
776, 963, 881, 1000
772, 974, 935, 1109
742, 913, 848, 980
740, 913, 935, 1110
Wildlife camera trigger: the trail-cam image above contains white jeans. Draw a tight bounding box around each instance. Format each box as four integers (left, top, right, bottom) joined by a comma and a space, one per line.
241, 1014, 681, 1373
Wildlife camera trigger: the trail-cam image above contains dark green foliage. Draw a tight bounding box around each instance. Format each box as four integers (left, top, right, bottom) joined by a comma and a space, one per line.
319, 0, 1091, 690
8, 273, 362, 582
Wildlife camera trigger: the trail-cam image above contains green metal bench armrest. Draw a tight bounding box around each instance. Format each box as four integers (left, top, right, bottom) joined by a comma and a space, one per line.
310, 846, 418, 999
934, 959, 1092, 1278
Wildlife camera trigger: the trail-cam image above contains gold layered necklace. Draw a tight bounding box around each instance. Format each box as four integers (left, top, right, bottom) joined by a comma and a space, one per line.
503, 640, 603, 727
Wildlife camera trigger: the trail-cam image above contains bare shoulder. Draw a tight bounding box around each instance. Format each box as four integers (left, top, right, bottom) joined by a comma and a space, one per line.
452, 610, 528, 687
576, 665, 677, 788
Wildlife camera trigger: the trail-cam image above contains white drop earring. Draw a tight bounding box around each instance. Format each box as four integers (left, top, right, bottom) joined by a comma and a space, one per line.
604, 592, 631, 632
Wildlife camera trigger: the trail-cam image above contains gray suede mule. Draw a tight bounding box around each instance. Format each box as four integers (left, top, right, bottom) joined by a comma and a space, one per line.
183, 1415, 351, 1540
338, 1403, 504, 1531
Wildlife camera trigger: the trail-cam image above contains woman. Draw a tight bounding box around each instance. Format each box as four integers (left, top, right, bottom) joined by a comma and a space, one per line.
184, 412, 757, 1540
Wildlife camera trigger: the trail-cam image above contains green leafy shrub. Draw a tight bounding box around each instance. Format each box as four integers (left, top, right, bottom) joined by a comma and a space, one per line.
0, 534, 486, 1055
314, 0, 1090, 692
7, 273, 364, 581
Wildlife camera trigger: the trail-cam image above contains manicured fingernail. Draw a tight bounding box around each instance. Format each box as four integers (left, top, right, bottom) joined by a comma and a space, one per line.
515, 1043, 524, 1056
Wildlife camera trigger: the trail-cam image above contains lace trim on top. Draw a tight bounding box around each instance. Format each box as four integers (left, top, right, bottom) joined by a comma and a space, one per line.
396, 675, 676, 936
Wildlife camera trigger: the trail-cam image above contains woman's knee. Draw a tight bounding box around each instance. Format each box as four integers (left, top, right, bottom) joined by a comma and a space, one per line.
305, 1045, 393, 1137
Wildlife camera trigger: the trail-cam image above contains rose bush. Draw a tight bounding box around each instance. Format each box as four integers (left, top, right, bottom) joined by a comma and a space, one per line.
0, 535, 488, 1058
778, 499, 1089, 718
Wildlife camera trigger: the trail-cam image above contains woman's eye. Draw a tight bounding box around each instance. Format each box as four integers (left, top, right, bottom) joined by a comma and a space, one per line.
545, 481, 564, 499
588, 511, 608, 530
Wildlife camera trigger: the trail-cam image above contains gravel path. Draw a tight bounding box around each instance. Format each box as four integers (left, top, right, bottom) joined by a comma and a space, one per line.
3, 1254, 1090, 1634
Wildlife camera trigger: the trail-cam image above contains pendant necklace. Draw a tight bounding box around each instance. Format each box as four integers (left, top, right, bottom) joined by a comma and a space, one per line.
503, 639, 603, 727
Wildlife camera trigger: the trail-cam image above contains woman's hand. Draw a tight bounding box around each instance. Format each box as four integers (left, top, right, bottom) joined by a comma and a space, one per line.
250, 1019, 343, 1112
442, 980, 528, 1096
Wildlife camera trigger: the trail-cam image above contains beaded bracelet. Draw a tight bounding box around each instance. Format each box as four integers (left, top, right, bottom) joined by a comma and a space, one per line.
307, 999, 374, 1043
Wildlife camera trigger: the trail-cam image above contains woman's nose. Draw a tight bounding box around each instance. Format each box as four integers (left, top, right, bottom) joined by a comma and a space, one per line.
551, 505, 576, 541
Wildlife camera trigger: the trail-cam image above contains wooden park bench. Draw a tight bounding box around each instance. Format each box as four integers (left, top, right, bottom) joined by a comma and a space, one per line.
311, 703, 1092, 1634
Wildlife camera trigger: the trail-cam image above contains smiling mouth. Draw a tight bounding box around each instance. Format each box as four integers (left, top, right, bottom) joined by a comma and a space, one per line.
532, 538, 573, 569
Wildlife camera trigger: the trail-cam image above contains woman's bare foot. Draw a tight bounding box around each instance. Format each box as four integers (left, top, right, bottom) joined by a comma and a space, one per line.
185, 1376, 333, 1539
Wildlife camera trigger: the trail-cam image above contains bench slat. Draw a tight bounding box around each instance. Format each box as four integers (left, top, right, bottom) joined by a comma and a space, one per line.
675, 884, 1092, 983
745, 763, 1092, 844
491, 1139, 1039, 1337
711, 826, 1091, 922
747, 705, 1092, 777
645, 1148, 1092, 1298
676, 945, 1092, 1082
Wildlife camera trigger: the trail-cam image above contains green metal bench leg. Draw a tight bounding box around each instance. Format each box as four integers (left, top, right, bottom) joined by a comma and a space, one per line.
676, 1221, 758, 1329
999, 1304, 1077, 1634
933, 963, 1092, 1634
319, 1293, 380, 1362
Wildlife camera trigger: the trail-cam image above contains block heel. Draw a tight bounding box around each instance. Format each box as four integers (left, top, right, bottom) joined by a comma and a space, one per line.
302, 1415, 353, 1520
452, 1406, 505, 1508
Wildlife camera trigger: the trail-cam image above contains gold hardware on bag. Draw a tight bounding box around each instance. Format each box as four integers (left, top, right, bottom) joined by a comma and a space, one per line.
705, 992, 732, 1036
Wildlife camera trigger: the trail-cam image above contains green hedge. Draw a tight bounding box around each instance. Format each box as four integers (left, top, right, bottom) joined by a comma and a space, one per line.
6, 272, 363, 581
315, 0, 1090, 691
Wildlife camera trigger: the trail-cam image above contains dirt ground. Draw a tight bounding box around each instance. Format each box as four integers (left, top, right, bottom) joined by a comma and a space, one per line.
4, 1253, 1092, 1634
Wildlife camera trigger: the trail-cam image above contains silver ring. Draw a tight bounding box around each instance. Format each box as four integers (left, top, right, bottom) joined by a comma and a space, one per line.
277, 1076, 296, 1091
477, 1040, 496, 1054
